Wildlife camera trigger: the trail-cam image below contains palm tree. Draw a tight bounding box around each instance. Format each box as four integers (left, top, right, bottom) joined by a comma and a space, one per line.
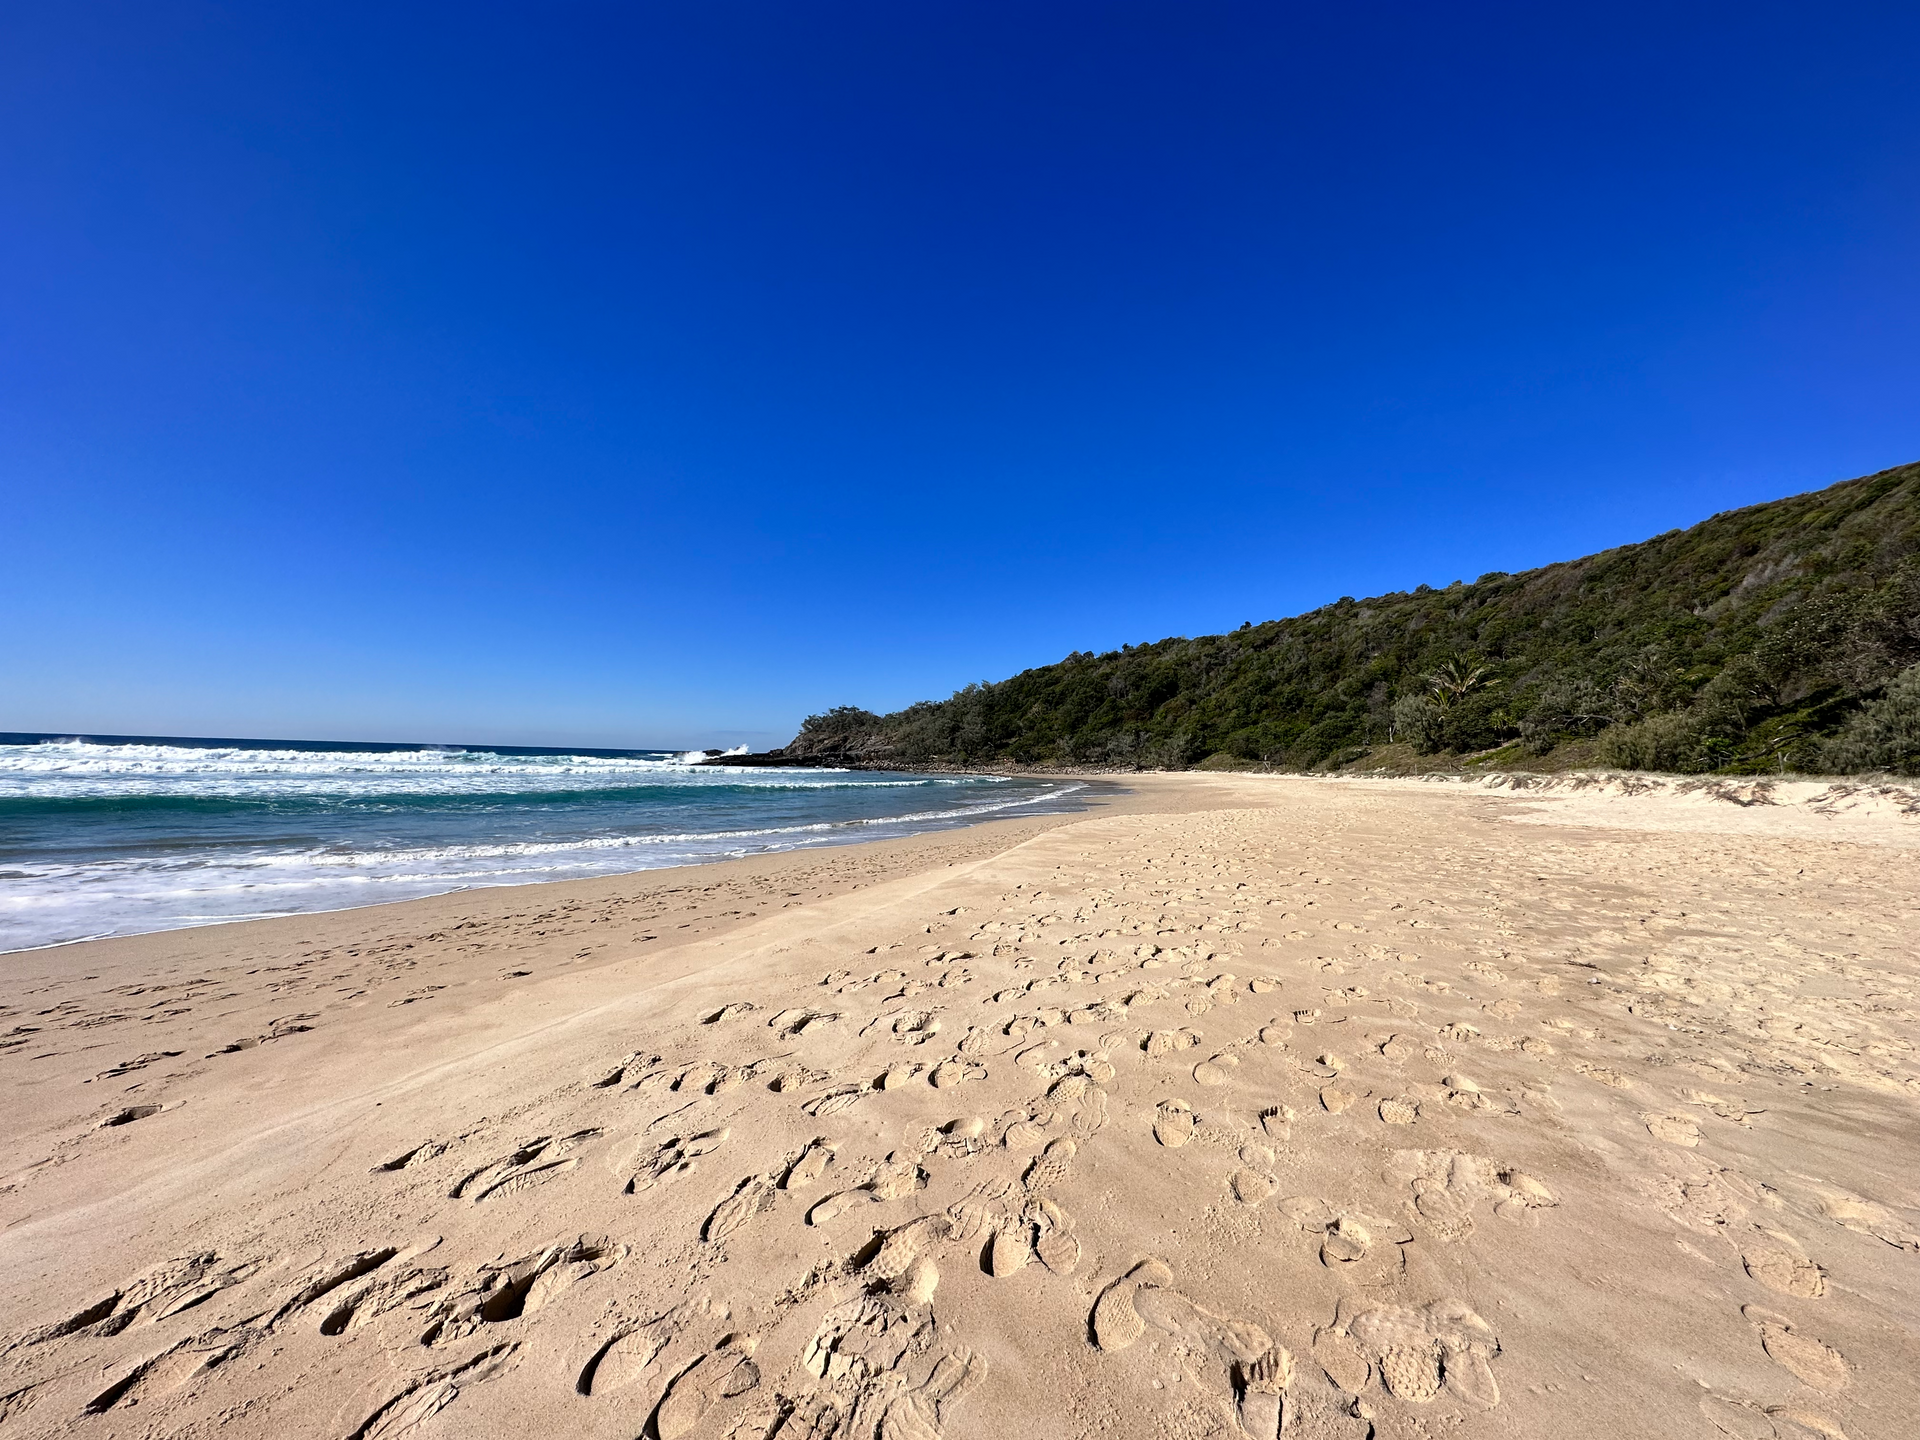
1424, 656, 1497, 712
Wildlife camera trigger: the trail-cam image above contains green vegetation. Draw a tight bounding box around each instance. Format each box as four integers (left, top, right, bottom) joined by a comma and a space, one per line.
787, 461, 1920, 776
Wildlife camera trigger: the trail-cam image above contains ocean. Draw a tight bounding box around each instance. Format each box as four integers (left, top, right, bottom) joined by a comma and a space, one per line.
0, 734, 1091, 953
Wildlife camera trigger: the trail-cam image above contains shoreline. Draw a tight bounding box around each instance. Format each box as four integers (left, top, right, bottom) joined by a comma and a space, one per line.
0, 776, 1159, 996
3, 772, 1915, 1440
0, 767, 1111, 960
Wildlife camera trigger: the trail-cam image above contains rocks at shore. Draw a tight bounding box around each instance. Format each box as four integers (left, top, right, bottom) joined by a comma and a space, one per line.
695, 732, 904, 768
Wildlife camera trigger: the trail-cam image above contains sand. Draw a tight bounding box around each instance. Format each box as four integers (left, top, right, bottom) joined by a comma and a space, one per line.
3, 772, 1917, 1440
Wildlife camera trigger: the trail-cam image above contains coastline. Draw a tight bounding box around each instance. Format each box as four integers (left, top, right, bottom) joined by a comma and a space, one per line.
3, 772, 1915, 1439
0, 777, 1147, 1002
0, 744, 1104, 957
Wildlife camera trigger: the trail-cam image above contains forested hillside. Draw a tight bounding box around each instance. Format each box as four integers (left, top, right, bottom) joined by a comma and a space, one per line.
784, 461, 1920, 775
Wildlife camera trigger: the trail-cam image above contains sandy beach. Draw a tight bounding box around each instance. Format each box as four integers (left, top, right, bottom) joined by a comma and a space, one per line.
3, 771, 1917, 1440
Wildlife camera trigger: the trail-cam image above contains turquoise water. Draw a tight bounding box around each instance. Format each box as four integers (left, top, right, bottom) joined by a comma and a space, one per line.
0, 735, 1090, 952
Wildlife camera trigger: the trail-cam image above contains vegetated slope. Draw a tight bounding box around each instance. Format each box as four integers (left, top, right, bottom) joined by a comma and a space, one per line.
787, 461, 1920, 776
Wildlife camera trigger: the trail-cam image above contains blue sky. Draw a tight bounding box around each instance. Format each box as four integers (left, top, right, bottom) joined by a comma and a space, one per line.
5, 2, 1917, 749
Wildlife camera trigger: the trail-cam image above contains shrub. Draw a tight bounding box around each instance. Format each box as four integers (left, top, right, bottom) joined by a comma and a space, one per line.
1521, 675, 1610, 754
1392, 693, 1448, 753
1596, 710, 1706, 772
1819, 664, 1920, 775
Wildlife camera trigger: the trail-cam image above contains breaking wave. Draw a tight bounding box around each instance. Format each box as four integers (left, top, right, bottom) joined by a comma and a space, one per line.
0, 737, 1089, 952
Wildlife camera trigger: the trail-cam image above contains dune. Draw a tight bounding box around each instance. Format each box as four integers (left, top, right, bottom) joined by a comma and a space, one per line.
2, 773, 1916, 1440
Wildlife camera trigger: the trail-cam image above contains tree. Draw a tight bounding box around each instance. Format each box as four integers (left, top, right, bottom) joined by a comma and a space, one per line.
1424, 656, 1497, 712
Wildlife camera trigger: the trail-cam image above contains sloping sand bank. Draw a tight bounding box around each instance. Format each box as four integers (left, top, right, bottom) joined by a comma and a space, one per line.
3, 774, 1917, 1440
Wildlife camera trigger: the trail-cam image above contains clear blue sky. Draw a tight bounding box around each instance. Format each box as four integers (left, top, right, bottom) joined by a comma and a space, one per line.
5, 3, 1917, 749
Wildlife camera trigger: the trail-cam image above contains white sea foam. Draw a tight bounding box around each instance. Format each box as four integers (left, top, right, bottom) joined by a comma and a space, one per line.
0, 739, 1085, 952
0, 739, 937, 801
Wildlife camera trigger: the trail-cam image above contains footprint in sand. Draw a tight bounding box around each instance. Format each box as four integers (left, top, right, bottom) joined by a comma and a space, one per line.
1090, 1259, 1174, 1351
984, 1195, 1081, 1278
808, 1189, 881, 1227
1029, 1197, 1082, 1275
889, 1009, 942, 1043
96, 1104, 163, 1128
1091, 1255, 1287, 1432
1326, 1297, 1503, 1408
1279, 1194, 1335, 1231
1315, 1212, 1412, 1281
83, 1330, 262, 1415
1234, 1346, 1292, 1440
1440, 1074, 1496, 1112
803, 1082, 874, 1117
346, 1341, 520, 1440
1154, 1100, 1195, 1148
1144, 1029, 1202, 1056
1684, 1089, 1766, 1127
864, 1213, 956, 1283
1044, 1073, 1112, 1139
448, 1130, 600, 1202
1378, 1096, 1419, 1125
808, 1157, 927, 1226
929, 1058, 987, 1089
419, 1237, 621, 1346
372, 1140, 448, 1173
1743, 1245, 1827, 1299
1311, 1328, 1372, 1395
1319, 1215, 1372, 1265
651, 1333, 762, 1440
987, 1220, 1034, 1276
783, 1139, 836, 1189
704, 1175, 779, 1243
805, 1256, 942, 1381
1067, 1049, 1118, 1083
271, 1246, 413, 1328
588, 1051, 658, 1087
927, 1115, 986, 1159
319, 1261, 450, 1335
1574, 1060, 1634, 1089
1194, 1054, 1240, 1086
1743, 1306, 1848, 1391
1816, 1191, 1920, 1250
1230, 1168, 1276, 1207
781, 1316, 980, 1440
1700, 1394, 1852, 1440
1411, 1178, 1476, 1242
945, 1176, 1015, 1244
615, 1128, 730, 1194
1002, 1112, 1056, 1150
870, 1156, 928, 1200
767, 1007, 842, 1037
1091, 1257, 1268, 1364
1643, 1112, 1702, 1146
576, 1296, 727, 1399
1377, 1033, 1425, 1064
22, 1249, 264, 1347
766, 1064, 830, 1093
1387, 1150, 1557, 1238
1022, 1137, 1077, 1192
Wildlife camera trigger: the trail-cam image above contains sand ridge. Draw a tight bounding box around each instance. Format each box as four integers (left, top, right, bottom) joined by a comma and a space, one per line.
2, 774, 1917, 1439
